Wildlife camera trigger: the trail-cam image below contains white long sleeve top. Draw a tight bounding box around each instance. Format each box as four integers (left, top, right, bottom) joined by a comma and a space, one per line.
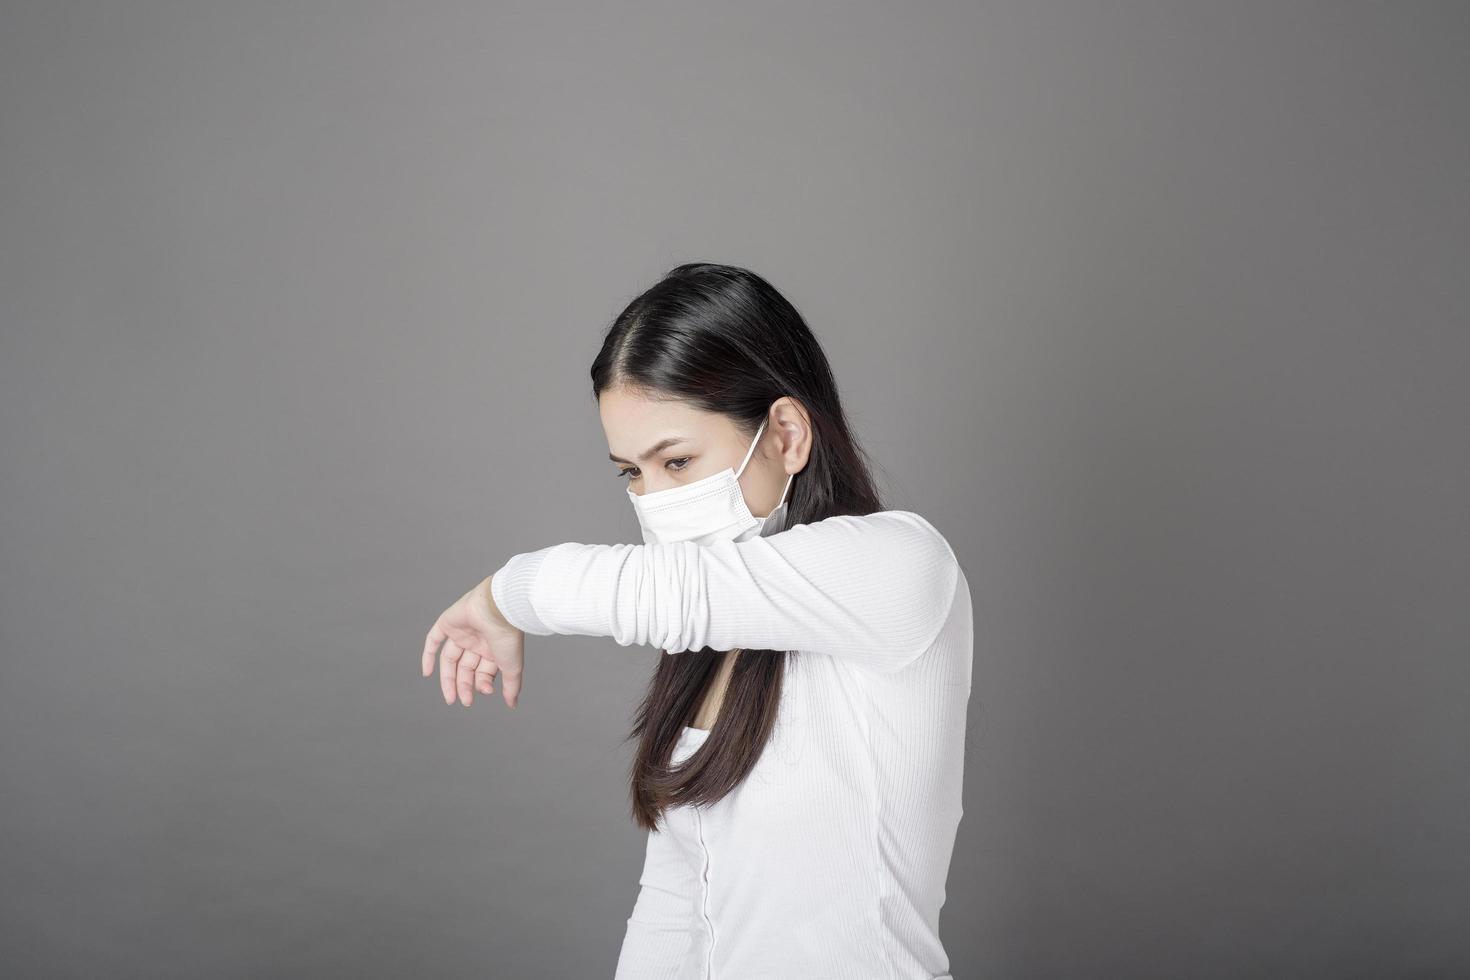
490, 509, 973, 979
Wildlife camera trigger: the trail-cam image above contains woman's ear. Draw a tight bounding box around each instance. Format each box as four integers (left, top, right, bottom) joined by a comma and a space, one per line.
769, 396, 812, 474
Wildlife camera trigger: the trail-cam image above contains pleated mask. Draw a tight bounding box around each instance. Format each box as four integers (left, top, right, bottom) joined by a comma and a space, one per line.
627, 417, 794, 546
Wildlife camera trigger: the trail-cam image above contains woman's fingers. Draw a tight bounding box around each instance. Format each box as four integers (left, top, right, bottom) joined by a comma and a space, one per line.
476, 659, 497, 696
422, 619, 448, 678
496, 630, 524, 710
439, 639, 464, 705
434, 638, 503, 708
456, 652, 480, 707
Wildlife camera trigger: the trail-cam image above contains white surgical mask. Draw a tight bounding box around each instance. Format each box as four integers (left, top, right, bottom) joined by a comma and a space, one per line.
627, 417, 795, 546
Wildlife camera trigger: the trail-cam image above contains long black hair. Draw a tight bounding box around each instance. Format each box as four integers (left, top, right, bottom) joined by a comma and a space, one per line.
590, 262, 885, 831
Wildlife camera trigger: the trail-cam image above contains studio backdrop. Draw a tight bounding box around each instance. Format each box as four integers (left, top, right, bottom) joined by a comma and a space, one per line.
1, 2, 1466, 978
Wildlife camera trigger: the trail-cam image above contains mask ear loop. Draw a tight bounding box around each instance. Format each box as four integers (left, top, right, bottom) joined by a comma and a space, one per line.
773, 470, 794, 509
734, 417, 769, 479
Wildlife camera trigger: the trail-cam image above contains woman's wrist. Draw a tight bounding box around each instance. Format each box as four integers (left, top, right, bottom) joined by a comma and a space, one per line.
479, 574, 518, 633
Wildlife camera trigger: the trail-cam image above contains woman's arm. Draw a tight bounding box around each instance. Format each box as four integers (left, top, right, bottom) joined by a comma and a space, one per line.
489, 509, 960, 674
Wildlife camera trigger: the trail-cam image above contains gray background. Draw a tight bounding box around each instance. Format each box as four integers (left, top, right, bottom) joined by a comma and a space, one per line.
2, 2, 1466, 977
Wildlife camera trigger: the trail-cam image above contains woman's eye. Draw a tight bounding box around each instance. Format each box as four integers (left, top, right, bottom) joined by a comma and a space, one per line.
618, 458, 691, 481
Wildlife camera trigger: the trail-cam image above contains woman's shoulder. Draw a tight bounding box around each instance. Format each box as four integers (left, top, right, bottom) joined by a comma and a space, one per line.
794, 509, 964, 671
869, 508, 953, 546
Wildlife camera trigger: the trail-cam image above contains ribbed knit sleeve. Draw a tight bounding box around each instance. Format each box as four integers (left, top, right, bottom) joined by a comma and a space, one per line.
489, 509, 960, 674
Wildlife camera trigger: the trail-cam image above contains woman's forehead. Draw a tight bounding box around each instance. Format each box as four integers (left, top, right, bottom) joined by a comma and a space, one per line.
599, 392, 732, 457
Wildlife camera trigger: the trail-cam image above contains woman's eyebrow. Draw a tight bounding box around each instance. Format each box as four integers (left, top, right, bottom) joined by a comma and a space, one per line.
608, 436, 692, 465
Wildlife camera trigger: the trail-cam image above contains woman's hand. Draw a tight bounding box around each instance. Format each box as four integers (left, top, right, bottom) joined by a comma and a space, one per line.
421, 575, 524, 709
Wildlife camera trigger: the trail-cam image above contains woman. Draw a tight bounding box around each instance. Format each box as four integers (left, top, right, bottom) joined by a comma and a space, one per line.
422, 262, 973, 979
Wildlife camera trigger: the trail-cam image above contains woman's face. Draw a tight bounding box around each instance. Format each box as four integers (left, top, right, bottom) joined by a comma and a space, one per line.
599, 385, 795, 519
